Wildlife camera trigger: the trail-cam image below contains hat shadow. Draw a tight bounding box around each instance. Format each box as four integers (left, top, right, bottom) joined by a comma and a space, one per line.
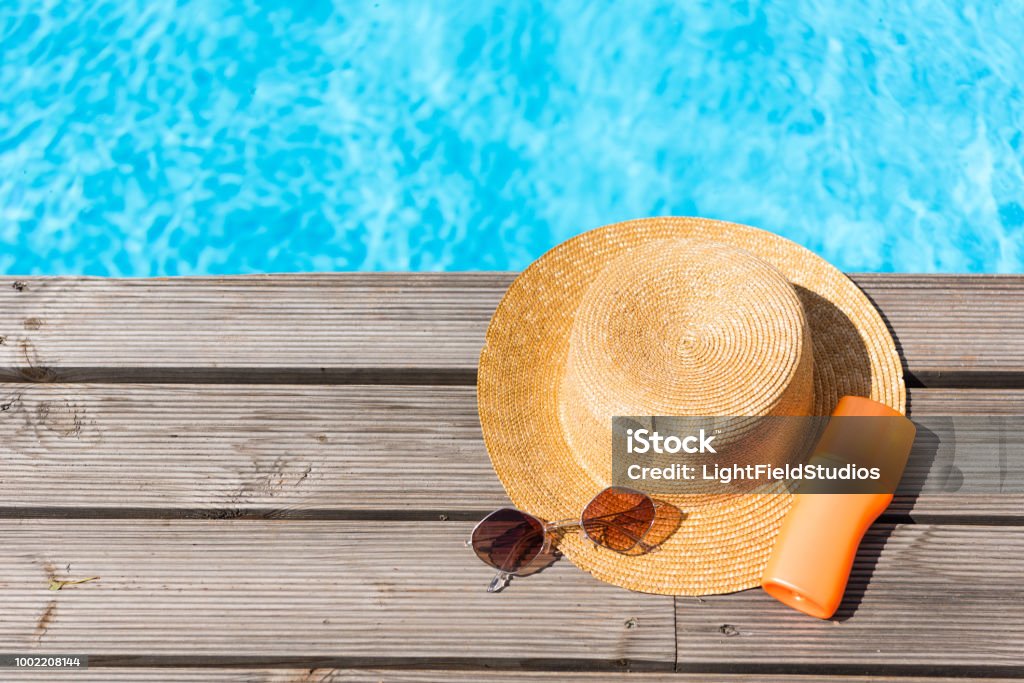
852, 279, 918, 397
792, 285, 875, 407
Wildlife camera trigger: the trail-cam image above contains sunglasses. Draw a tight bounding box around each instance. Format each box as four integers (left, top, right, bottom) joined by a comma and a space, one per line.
468, 486, 659, 592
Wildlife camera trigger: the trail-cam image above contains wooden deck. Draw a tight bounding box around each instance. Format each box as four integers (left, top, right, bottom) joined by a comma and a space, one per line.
0, 273, 1022, 682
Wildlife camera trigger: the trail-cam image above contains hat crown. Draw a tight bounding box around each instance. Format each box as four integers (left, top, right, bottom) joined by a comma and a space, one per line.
559, 239, 814, 469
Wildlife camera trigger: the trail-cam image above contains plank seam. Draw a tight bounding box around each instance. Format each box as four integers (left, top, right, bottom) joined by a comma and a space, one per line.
0, 367, 479, 386
0, 507, 1021, 525
3, 367, 1024, 388
672, 596, 679, 671
0, 655, 676, 673
8, 656, 1019, 678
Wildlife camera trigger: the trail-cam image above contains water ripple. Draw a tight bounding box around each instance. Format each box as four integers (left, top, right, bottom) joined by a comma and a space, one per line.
0, 1, 1022, 274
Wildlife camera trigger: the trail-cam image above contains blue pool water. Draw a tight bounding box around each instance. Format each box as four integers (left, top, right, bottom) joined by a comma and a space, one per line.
1, 1, 1022, 276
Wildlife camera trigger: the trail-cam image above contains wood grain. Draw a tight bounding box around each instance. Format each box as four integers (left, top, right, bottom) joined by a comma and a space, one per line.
0, 382, 499, 518
6, 670, 1019, 682
676, 524, 1024, 674
0, 384, 1020, 520
0, 274, 1021, 386
855, 274, 1024, 387
0, 520, 1019, 675
0, 520, 674, 670
0, 273, 1021, 680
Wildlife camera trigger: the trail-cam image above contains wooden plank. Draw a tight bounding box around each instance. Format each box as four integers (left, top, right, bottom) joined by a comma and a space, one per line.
0, 384, 1020, 520
0, 275, 1021, 386
5, 670, 1020, 682
0, 274, 496, 384
852, 274, 1024, 387
0, 520, 674, 670
0, 521, 1020, 676
675, 524, 1024, 675
0, 382, 499, 518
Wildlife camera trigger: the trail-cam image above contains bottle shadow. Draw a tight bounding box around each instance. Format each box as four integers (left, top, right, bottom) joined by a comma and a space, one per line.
832, 422, 950, 621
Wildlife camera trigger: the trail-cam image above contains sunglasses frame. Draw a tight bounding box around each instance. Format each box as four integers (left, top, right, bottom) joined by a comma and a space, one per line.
467, 486, 660, 592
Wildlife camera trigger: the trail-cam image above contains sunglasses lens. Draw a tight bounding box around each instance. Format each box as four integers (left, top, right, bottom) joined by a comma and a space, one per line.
471, 508, 546, 573
581, 487, 656, 552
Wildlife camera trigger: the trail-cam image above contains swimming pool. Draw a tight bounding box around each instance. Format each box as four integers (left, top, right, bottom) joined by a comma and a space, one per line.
1, 1, 1022, 275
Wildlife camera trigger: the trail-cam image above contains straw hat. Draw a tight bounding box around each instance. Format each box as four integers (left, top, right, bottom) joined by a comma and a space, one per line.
477, 217, 905, 596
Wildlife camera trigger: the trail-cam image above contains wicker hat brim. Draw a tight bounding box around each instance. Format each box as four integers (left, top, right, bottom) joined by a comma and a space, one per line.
477, 217, 905, 595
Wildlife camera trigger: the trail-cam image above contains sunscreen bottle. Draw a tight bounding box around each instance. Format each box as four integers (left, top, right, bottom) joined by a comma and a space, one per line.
760, 396, 916, 619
